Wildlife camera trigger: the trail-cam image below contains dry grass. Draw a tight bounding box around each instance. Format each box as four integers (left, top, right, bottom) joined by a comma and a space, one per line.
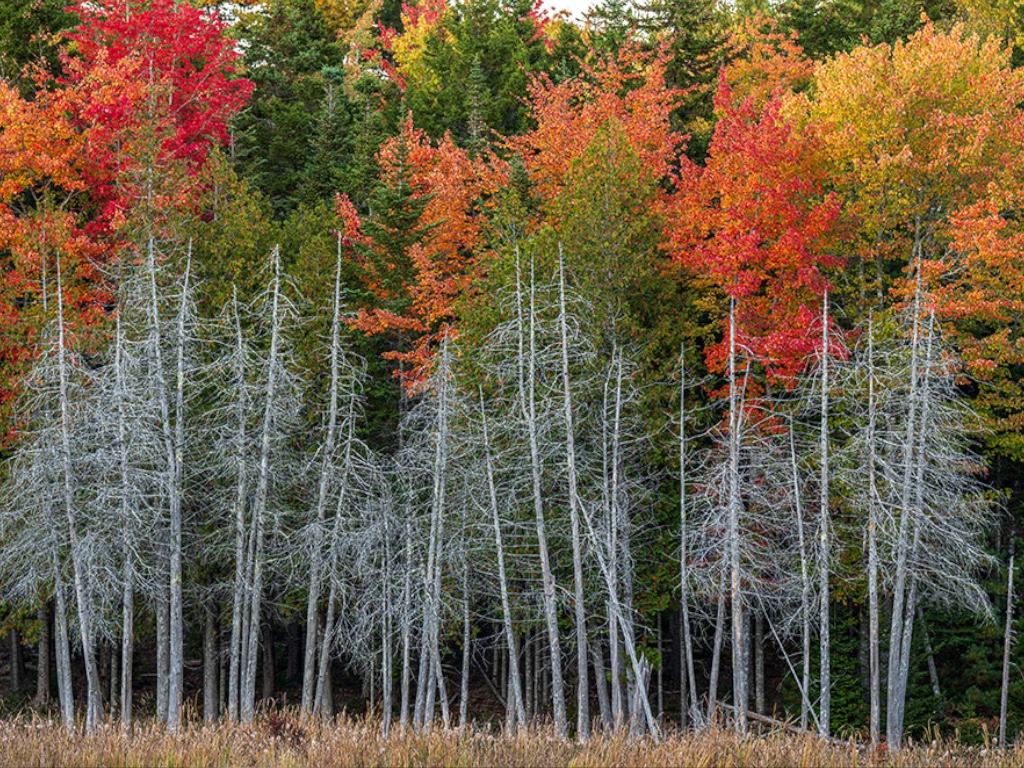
0, 711, 1020, 767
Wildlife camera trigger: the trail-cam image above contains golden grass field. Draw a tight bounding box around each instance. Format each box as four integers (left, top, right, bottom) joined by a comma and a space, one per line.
0, 712, 1021, 768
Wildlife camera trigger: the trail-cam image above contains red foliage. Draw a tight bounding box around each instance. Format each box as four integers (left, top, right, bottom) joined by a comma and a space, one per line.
0, 0, 251, 443
346, 119, 508, 390
668, 79, 842, 383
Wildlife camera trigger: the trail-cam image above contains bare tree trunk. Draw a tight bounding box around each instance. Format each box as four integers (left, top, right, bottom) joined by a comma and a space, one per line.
113, 314, 136, 730
525, 630, 534, 721
400, 526, 412, 729
678, 346, 700, 727
109, 638, 119, 717
917, 608, 941, 705
205, 600, 219, 723
755, 613, 765, 716
9, 629, 24, 693
886, 225, 924, 748
302, 238, 344, 713
727, 298, 747, 733
56, 257, 102, 731
36, 602, 51, 708
156, 589, 169, 722
480, 389, 527, 730
592, 634, 611, 731
515, 252, 567, 736
52, 560, 74, 728
866, 312, 881, 747
557, 250, 589, 739
1000, 537, 1015, 749
166, 251, 191, 729
459, 563, 471, 731
708, 576, 726, 723
818, 290, 831, 738
228, 288, 248, 723
262, 620, 275, 701
382, 570, 393, 738
243, 249, 284, 722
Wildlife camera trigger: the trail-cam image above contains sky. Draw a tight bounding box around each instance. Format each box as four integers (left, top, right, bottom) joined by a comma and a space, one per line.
543, 0, 596, 22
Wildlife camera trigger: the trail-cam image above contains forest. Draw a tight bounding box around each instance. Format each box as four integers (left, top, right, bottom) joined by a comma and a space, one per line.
1, 0, 1024, 760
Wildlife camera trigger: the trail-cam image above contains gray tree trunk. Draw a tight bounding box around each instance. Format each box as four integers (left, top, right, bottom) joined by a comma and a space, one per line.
35, 602, 50, 708
480, 389, 527, 730
557, 251, 589, 739
726, 299, 747, 732
205, 600, 219, 723
1000, 537, 1015, 749
302, 238, 345, 712
56, 257, 102, 731
818, 290, 831, 737
515, 252, 567, 736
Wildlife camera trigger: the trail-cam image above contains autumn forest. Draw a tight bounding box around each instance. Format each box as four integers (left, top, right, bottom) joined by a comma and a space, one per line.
0, 0, 1023, 761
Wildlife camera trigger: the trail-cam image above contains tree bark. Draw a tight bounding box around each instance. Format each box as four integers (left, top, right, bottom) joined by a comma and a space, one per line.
35, 602, 51, 708
515, 252, 567, 736
302, 238, 345, 712
1000, 536, 1015, 749
205, 599, 219, 723
557, 250, 589, 739
727, 299, 747, 732
818, 290, 831, 737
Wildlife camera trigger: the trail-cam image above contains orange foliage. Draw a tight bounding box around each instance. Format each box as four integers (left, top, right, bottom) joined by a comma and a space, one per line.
347, 118, 508, 389
510, 43, 684, 203
721, 13, 813, 112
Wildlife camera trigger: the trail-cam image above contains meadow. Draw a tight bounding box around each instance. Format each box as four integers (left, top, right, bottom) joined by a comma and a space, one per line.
0, 713, 1020, 768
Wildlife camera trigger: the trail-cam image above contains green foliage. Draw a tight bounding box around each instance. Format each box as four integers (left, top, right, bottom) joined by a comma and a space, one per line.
775, 0, 958, 59
0, 0, 74, 86
188, 150, 275, 314
399, 0, 576, 142
232, 0, 349, 217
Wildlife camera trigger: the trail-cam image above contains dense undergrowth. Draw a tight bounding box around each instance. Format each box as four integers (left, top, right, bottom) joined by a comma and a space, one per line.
0, 712, 1020, 768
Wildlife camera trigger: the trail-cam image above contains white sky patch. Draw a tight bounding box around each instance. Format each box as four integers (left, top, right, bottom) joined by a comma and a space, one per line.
543, 0, 596, 23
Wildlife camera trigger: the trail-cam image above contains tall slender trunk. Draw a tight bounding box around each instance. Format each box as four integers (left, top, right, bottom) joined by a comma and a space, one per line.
515, 251, 567, 736
302, 239, 345, 712
205, 600, 219, 723
557, 251, 590, 740
35, 602, 51, 708
243, 248, 284, 722
788, 430, 813, 730
708, 576, 726, 722
754, 613, 765, 716
167, 251, 191, 728
592, 633, 611, 731
459, 557, 471, 731
228, 288, 248, 723
886, 222, 924, 748
678, 346, 699, 726
156, 588, 169, 722
382, 513, 394, 738
114, 316, 135, 730
52, 556, 74, 728
866, 312, 881, 746
918, 608, 941, 704
400, 523, 412, 729
818, 290, 831, 737
314, 410, 358, 716
56, 257, 103, 731
1000, 536, 1015, 749
480, 389, 527, 730
727, 298, 747, 732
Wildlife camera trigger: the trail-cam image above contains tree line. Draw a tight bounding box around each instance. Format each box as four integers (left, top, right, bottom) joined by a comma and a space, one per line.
0, 0, 1023, 750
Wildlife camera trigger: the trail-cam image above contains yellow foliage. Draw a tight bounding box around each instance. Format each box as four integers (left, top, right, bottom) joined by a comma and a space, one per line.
957, 0, 1024, 48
